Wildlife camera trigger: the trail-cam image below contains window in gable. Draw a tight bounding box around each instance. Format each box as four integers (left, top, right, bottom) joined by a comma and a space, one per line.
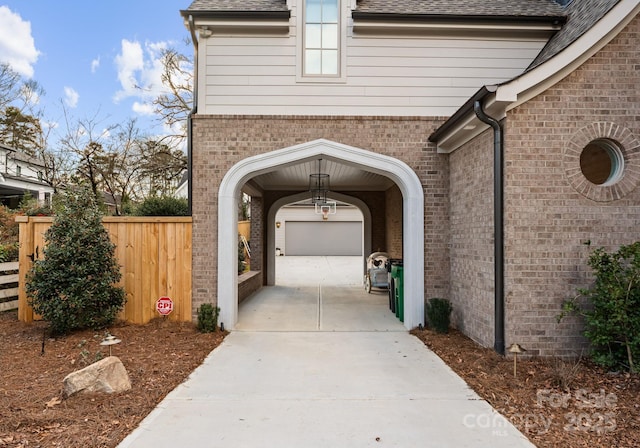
304, 0, 339, 76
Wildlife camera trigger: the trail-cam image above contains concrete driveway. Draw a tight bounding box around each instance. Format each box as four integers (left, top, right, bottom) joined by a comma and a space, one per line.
118, 257, 534, 447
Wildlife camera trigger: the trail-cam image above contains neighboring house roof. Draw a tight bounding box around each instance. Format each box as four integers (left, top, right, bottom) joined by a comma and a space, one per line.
0, 143, 45, 168
1, 172, 49, 187
529, 0, 621, 69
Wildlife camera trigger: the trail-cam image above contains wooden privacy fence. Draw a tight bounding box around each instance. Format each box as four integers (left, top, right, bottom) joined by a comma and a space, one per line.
17, 216, 192, 324
0, 261, 19, 312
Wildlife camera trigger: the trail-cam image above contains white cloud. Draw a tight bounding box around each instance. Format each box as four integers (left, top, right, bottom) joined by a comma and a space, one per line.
63, 86, 79, 108
113, 39, 174, 106
91, 57, 100, 73
132, 101, 155, 116
0, 6, 39, 77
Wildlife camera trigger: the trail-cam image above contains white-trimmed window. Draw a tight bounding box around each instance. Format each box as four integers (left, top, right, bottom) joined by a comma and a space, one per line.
304, 0, 339, 76
580, 138, 624, 186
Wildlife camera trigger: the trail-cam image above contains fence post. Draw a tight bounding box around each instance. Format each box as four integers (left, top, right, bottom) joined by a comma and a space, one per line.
17, 216, 34, 322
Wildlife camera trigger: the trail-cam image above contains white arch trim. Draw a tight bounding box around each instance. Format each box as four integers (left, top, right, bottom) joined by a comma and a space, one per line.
266, 191, 372, 286
218, 139, 425, 330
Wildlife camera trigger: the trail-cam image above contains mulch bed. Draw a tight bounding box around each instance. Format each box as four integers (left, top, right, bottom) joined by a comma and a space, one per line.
412, 328, 640, 448
0, 310, 226, 448
2, 309, 640, 447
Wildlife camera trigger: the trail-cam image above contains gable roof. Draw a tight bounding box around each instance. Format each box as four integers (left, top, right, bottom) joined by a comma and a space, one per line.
529, 0, 621, 69
0, 143, 45, 168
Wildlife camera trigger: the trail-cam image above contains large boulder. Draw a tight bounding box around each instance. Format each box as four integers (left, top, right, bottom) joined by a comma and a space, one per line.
63, 356, 131, 397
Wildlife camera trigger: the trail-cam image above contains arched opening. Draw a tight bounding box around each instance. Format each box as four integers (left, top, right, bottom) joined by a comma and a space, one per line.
218, 139, 424, 330
266, 192, 372, 286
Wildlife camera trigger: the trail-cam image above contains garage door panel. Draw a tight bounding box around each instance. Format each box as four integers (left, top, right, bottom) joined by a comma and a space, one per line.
286, 222, 362, 255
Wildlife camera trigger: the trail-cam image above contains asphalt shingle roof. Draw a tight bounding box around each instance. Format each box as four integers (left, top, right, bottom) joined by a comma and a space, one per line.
354, 0, 566, 17
529, 0, 621, 69
185, 0, 288, 12
185, 0, 568, 16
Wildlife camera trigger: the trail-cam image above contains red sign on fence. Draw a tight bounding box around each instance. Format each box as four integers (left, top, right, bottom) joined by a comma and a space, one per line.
156, 296, 174, 316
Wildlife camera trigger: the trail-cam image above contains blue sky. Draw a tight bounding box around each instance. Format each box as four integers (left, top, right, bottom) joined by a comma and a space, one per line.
0, 1, 193, 145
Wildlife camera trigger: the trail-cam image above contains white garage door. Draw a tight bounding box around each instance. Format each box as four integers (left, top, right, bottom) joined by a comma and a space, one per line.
285, 221, 362, 255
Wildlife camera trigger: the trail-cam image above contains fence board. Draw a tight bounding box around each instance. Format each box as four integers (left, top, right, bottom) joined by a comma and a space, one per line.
0, 274, 19, 285
0, 261, 19, 311
0, 261, 19, 271
0, 300, 18, 312
17, 216, 193, 325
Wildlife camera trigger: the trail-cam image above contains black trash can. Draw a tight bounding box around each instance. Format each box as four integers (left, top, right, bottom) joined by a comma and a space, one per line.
386, 259, 402, 313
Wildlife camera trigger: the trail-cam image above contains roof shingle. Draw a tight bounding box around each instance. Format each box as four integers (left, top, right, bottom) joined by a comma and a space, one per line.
354, 0, 566, 17
529, 0, 621, 69
185, 0, 288, 12
185, 0, 566, 16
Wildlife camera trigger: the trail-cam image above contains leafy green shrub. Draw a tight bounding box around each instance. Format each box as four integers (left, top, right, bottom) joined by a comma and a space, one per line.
0, 205, 19, 262
133, 196, 188, 216
560, 242, 640, 372
426, 298, 452, 334
197, 303, 219, 333
0, 243, 18, 262
19, 192, 52, 216
26, 187, 126, 335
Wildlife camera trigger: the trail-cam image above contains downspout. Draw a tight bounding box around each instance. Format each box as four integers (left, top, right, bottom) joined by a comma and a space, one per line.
473, 100, 505, 356
186, 15, 199, 215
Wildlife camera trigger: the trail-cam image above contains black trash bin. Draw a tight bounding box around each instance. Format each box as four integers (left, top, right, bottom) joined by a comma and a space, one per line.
386, 259, 402, 313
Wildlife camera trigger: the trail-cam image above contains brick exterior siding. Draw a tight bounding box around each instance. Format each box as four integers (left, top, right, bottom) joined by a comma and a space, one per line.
501, 14, 640, 357
446, 14, 640, 357
190, 115, 449, 318
449, 129, 495, 348
191, 16, 640, 357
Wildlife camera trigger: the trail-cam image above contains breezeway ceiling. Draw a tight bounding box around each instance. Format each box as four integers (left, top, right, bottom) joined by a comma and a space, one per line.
248, 158, 395, 192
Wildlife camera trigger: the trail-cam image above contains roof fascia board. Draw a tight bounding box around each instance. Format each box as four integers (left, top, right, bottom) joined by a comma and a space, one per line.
181, 9, 291, 34
433, 95, 510, 154
351, 12, 566, 27
180, 10, 290, 21
352, 15, 563, 37
430, 0, 640, 154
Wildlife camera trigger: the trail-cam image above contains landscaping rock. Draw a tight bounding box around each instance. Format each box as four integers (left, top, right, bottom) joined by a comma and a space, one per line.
63, 356, 131, 397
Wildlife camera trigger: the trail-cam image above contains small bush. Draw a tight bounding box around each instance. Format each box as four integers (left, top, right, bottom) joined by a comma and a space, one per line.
426, 298, 452, 334
0, 243, 18, 262
549, 355, 583, 390
26, 187, 126, 335
19, 193, 52, 216
197, 303, 219, 333
559, 242, 640, 372
133, 196, 188, 216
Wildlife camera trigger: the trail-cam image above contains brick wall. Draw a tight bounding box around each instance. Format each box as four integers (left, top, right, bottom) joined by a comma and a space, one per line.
449, 129, 495, 347
502, 14, 640, 357
385, 185, 403, 258
250, 196, 263, 272
191, 115, 447, 317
